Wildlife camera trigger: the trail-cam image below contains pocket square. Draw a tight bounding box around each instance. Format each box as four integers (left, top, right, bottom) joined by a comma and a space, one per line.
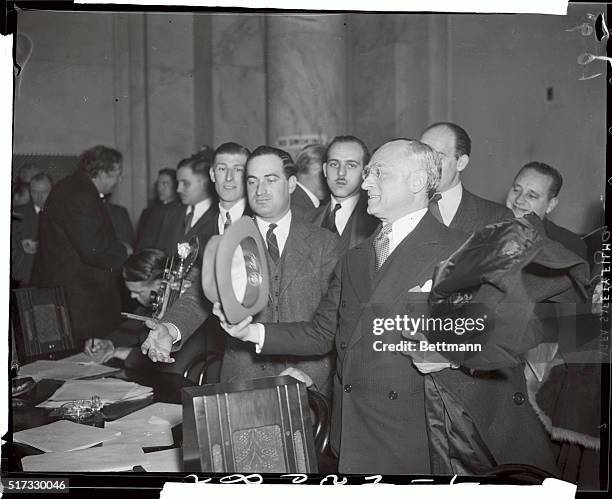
408, 279, 433, 293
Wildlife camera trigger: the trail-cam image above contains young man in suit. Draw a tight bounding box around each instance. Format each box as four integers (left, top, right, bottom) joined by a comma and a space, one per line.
506, 161, 588, 260
306, 136, 378, 255
154, 151, 216, 261
420, 122, 513, 233
11, 172, 52, 286
142, 145, 340, 394
32, 146, 129, 343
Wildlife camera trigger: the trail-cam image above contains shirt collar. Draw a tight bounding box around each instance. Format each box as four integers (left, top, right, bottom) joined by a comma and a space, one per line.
219, 197, 246, 221
256, 209, 292, 235
330, 192, 360, 213
437, 182, 463, 226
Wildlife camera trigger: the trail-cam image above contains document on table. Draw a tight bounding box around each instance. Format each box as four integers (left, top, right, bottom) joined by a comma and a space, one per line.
104, 416, 174, 448
141, 448, 182, 472
13, 420, 121, 453
21, 444, 148, 472
112, 402, 182, 427
18, 359, 119, 382
37, 378, 153, 408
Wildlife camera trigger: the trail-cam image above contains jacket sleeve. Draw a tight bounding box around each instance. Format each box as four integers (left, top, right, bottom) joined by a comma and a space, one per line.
262, 257, 342, 356
61, 191, 127, 270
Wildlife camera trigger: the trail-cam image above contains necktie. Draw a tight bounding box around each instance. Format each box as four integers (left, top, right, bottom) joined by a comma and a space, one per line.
373, 224, 393, 271
428, 192, 443, 224
266, 223, 280, 263
184, 206, 194, 234
322, 203, 341, 233
223, 211, 232, 233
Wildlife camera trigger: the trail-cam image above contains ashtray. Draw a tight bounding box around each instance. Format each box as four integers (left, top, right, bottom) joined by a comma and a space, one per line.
55, 396, 104, 425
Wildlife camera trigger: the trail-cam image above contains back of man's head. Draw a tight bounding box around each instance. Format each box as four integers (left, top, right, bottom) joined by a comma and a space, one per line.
78, 145, 123, 178
422, 122, 471, 158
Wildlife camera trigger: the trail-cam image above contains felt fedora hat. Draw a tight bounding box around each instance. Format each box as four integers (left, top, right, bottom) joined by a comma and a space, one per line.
202, 216, 269, 323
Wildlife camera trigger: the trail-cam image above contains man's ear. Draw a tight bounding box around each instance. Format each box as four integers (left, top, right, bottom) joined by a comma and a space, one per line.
288, 175, 297, 194
456, 154, 470, 173
410, 169, 428, 194
545, 196, 559, 215
322, 162, 328, 179
209, 167, 216, 183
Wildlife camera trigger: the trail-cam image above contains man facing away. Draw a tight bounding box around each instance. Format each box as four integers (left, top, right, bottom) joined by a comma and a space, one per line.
33, 145, 129, 343
420, 122, 513, 233
306, 135, 378, 255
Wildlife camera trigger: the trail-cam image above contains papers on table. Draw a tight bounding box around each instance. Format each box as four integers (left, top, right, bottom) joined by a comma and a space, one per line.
18, 359, 119, 382
60, 352, 106, 365
37, 378, 153, 408
21, 444, 147, 472
104, 416, 174, 448
13, 420, 121, 453
112, 402, 182, 427
141, 448, 182, 472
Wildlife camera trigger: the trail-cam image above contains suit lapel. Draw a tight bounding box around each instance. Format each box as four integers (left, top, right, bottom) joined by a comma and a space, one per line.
449, 187, 474, 230
279, 218, 311, 296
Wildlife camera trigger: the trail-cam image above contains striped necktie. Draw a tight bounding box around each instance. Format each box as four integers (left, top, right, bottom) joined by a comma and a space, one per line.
184, 206, 194, 234
428, 192, 443, 224
223, 211, 232, 233
322, 203, 341, 234
266, 223, 280, 263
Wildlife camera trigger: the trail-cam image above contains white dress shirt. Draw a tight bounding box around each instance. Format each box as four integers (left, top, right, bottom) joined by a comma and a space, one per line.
255, 210, 292, 257
217, 198, 246, 235
329, 193, 360, 236
387, 208, 428, 254
296, 182, 320, 208
436, 182, 463, 227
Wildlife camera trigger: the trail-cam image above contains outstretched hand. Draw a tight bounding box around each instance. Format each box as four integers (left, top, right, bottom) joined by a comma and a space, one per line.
141, 319, 175, 363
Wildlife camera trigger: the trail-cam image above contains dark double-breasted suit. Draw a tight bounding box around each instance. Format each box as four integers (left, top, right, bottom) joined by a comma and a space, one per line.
449, 187, 514, 234
305, 193, 378, 255
32, 172, 127, 341
164, 214, 341, 394
262, 212, 465, 473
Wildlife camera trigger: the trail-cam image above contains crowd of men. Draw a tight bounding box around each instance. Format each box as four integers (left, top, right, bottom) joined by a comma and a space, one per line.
11, 122, 600, 480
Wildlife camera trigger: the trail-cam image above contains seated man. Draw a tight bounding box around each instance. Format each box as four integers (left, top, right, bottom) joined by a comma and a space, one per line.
85, 248, 209, 379
506, 161, 588, 259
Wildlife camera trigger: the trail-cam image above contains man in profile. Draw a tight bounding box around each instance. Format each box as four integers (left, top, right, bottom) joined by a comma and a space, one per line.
306, 135, 378, 254
506, 161, 587, 259
33, 145, 129, 343
420, 122, 512, 233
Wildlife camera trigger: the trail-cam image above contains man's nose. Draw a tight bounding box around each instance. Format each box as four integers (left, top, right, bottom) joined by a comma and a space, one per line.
256, 182, 266, 196
337, 164, 347, 177
225, 169, 234, 182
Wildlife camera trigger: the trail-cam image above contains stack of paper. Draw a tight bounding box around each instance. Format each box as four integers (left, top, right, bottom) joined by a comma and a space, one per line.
18, 359, 119, 382
13, 420, 121, 452
60, 352, 107, 365
111, 403, 182, 426
37, 378, 153, 408
21, 444, 148, 472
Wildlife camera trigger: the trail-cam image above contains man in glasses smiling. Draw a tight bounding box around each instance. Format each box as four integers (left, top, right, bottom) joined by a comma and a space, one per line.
305, 136, 378, 255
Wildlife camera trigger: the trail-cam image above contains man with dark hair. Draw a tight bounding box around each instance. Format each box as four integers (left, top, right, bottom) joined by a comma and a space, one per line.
506, 161, 587, 259
154, 150, 215, 260
291, 143, 329, 216
420, 122, 512, 233
12, 173, 53, 286
135, 168, 180, 250
142, 144, 340, 395
32, 145, 129, 343
306, 135, 378, 254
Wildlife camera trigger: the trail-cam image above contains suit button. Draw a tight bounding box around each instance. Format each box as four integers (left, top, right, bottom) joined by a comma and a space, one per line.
261, 365, 267, 370
512, 392, 525, 405
340, 342, 347, 350
275, 292, 279, 297
344, 384, 352, 393
388, 390, 398, 400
